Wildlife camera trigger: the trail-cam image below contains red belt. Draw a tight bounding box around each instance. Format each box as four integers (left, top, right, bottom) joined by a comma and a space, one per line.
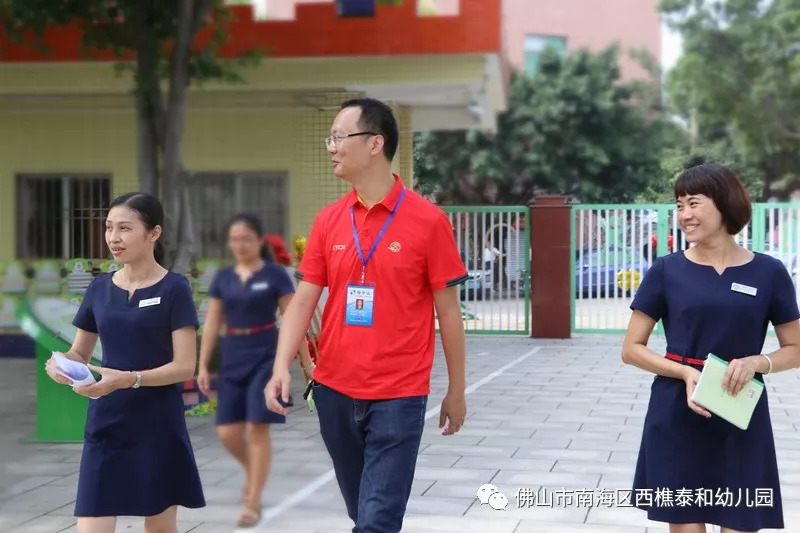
226, 322, 276, 336
666, 352, 705, 366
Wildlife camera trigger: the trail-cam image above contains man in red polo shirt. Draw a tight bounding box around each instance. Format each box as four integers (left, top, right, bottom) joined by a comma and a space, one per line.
265, 97, 468, 532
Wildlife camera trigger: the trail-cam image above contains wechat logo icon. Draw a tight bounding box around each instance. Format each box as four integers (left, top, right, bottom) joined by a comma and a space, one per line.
476, 483, 509, 511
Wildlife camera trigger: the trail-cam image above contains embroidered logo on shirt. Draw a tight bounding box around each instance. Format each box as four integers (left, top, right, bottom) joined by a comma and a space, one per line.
252, 282, 269, 291
332, 244, 346, 251
388, 241, 401, 253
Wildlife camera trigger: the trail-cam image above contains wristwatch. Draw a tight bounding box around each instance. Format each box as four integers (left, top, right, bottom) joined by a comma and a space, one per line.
131, 371, 142, 389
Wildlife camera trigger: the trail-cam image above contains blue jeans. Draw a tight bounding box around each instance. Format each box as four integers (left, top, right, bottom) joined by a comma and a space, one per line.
313, 382, 427, 533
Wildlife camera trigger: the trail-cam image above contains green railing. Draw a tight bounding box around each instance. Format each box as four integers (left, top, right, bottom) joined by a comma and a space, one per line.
442, 206, 531, 335
571, 203, 800, 334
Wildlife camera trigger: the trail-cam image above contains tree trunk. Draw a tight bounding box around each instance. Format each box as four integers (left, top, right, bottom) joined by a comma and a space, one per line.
160, 0, 194, 273
135, 95, 160, 196
173, 171, 197, 274
134, 4, 162, 196
131, 0, 214, 271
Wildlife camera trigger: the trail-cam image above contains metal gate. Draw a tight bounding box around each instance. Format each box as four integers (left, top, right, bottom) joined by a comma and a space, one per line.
571, 203, 800, 333
443, 206, 530, 335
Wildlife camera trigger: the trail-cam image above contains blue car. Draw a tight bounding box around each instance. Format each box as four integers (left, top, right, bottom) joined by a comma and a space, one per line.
575, 248, 650, 297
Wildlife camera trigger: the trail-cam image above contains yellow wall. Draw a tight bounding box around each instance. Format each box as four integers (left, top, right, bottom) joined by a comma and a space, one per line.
396, 106, 414, 187
0, 111, 135, 260
0, 53, 483, 261
0, 102, 417, 261
0, 55, 487, 96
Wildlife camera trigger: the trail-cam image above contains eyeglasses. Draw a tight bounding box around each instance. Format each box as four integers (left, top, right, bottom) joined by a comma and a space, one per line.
325, 131, 377, 149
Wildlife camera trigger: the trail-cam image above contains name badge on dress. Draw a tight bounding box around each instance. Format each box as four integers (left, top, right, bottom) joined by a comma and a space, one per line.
139, 297, 161, 308
731, 282, 757, 297
345, 284, 375, 327
252, 282, 269, 291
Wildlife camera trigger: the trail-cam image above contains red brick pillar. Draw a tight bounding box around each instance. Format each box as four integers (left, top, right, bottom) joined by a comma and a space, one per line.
530, 195, 571, 338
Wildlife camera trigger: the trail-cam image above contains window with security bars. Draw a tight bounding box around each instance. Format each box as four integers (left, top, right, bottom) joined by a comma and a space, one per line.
188, 172, 287, 259
16, 174, 112, 259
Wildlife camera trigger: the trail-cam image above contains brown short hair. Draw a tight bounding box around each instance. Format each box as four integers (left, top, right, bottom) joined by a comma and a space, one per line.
674, 163, 752, 235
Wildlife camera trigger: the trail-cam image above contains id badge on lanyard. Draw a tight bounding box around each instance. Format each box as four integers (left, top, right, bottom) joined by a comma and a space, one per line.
345, 187, 406, 327
345, 284, 375, 326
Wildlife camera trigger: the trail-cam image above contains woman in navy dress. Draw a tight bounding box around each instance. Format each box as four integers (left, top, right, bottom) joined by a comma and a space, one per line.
622, 163, 800, 533
45, 192, 205, 532
197, 213, 313, 528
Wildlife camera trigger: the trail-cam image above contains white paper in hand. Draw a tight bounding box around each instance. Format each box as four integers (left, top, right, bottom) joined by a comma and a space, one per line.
50, 352, 97, 388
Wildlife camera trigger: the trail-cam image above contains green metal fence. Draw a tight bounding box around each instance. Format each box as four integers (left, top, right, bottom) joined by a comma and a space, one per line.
442, 206, 531, 335
571, 203, 800, 334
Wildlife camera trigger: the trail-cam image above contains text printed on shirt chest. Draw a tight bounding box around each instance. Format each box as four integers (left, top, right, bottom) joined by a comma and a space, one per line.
251, 281, 269, 291
332, 227, 407, 258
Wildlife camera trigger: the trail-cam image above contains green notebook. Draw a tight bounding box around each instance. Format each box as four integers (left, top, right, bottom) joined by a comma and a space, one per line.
691, 353, 764, 430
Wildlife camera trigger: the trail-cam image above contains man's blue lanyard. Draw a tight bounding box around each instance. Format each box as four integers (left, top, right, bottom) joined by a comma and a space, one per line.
350, 187, 407, 284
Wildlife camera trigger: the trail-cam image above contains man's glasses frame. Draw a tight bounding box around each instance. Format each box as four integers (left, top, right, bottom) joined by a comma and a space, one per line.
325, 131, 378, 149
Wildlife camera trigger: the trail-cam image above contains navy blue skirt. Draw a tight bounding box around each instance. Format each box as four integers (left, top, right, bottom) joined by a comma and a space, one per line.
75, 387, 205, 517
216, 333, 285, 425
633, 375, 783, 530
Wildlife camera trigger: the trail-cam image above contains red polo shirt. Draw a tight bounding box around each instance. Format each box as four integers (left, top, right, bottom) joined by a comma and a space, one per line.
296, 174, 468, 399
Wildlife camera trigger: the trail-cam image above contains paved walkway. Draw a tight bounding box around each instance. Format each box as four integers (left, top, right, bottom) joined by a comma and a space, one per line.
2, 335, 800, 532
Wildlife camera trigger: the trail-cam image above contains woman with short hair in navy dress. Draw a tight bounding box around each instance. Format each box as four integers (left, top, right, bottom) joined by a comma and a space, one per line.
622, 162, 800, 533
197, 213, 313, 528
45, 192, 205, 533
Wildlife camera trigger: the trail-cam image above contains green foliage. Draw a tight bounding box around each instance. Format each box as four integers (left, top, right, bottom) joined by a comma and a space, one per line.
661, 0, 800, 200
1, 0, 263, 92
635, 136, 764, 204
414, 45, 684, 205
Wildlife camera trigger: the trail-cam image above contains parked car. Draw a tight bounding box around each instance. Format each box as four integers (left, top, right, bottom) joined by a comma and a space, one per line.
461, 264, 493, 300
575, 248, 650, 297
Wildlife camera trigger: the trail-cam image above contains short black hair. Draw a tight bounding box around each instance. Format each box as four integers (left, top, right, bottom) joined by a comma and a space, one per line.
674, 162, 752, 235
227, 212, 264, 237
341, 97, 399, 162
110, 192, 166, 266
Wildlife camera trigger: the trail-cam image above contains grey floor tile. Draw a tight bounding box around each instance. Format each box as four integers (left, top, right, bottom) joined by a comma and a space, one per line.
452, 456, 556, 471
420, 444, 518, 457
413, 467, 498, 482
3, 336, 799, 533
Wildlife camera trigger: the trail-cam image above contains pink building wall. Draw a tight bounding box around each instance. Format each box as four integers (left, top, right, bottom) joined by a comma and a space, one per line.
252, 0, 660, 81
502, 0, 662, 81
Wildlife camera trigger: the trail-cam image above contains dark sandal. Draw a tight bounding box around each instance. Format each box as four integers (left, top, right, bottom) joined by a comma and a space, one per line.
237, 502, 262, 528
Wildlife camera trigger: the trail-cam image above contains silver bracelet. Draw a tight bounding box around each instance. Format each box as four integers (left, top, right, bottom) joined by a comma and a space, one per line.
761, 354, 773, 375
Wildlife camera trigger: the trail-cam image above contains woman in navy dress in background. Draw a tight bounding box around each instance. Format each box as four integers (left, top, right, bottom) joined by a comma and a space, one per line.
622, 163, 800, 533
197, 213, 314, 528
45, 192, 205, 533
